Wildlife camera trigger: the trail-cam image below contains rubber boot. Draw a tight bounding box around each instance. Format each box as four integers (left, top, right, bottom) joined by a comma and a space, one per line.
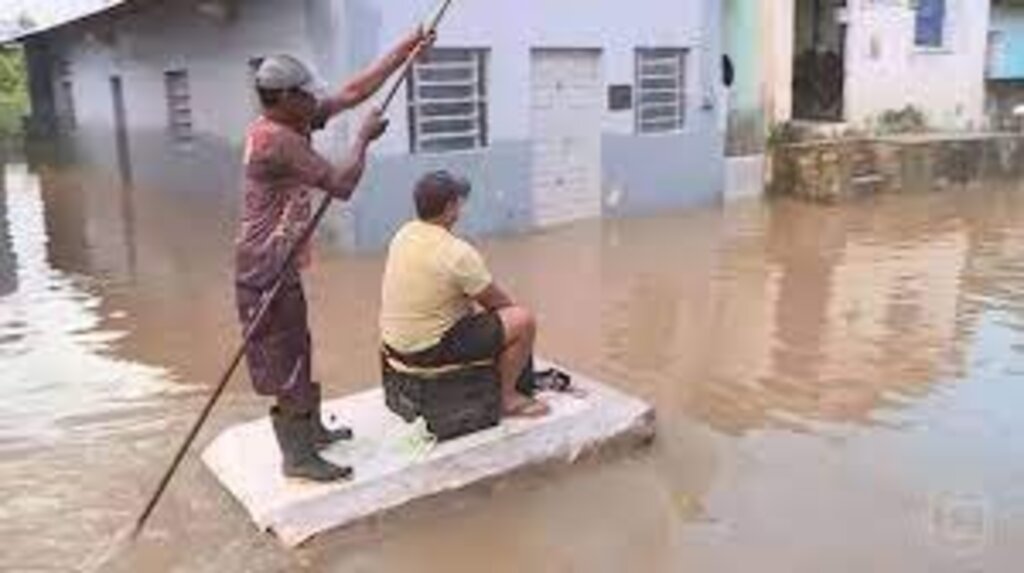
310, 383, 353, 448
270, 406, 353, 483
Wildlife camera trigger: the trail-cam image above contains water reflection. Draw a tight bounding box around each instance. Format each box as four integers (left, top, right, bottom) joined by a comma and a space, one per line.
506, 198, 992, 437
0, 163, 178, 444
0, 158, 16, 297
6, 126, 1024, 570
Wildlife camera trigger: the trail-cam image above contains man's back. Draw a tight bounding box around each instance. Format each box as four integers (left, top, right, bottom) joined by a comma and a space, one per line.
380, 220, 492, 353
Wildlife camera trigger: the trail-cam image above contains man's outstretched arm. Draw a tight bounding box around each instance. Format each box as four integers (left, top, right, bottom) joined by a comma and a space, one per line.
286, 109, 388, 201
320, 28, 429, 120
321, 109, 389, 201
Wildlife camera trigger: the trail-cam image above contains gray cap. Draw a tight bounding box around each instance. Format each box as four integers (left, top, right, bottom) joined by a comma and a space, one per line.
254, 55, 326, 97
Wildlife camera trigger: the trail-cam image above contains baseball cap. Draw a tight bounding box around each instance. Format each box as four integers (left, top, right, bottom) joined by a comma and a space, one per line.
254, 55, 327, 98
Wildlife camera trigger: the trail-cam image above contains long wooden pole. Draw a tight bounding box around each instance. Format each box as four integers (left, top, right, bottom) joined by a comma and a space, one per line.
127, 0, 455, 541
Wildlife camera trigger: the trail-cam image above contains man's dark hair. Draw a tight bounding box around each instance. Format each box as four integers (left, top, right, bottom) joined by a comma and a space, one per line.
414, 171, 471, 220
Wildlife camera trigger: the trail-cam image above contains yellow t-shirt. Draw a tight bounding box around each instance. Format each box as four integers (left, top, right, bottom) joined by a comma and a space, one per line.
380, 220, 493, 353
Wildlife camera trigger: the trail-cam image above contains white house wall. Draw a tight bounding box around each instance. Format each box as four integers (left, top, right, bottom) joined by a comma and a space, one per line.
345, 0, 724, 249
51, 0, 323, 144
38, 0, 354, 244
844, 0, 989, 130
29, 0, 724, 252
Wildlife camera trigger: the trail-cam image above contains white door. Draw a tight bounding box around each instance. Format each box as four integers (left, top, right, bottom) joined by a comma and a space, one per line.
530, 49, 603, 227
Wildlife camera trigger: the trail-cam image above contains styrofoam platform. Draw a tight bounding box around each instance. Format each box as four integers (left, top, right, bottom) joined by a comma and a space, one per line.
201, 362, 655, 546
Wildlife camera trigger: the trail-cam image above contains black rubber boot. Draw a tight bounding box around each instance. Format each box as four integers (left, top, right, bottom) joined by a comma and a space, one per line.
270, 406, 353, 483
310, 383, 353, 448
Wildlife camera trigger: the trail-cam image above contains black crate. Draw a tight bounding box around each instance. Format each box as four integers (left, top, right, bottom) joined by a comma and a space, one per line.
382, 360, 501, 442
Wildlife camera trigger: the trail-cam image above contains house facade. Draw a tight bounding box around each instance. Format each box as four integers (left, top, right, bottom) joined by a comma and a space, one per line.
722, 0, 991, 147
6, 0, 727, 251
790, 0, 990, 130
986, 0, 1024, 130
721, 0, 795, 199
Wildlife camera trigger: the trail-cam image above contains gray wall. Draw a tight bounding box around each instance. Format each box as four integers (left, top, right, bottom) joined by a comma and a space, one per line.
24, 0, 727, 253
350, 142, 532, 250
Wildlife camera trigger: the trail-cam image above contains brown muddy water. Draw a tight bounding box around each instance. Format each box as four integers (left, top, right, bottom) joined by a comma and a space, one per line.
3, 149, 1024, 573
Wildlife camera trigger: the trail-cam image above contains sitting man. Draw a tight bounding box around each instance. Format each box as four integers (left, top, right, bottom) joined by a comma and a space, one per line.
380, 171, 549, 418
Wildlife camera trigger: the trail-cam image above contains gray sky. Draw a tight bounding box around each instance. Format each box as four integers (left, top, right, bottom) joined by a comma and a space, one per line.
0, 0, 119, 31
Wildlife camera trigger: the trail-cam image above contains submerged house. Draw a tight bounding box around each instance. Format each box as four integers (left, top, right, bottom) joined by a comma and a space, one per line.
2, 0, 727, 250
790, 0, 989, 130
722, 0, 991, 153
717, 0, 992, 199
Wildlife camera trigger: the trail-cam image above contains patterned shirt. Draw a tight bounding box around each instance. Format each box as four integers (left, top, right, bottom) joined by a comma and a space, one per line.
235, 113, 349, 288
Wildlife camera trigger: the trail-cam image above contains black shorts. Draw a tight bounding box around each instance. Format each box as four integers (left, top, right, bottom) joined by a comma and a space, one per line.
386, 312, 505, 369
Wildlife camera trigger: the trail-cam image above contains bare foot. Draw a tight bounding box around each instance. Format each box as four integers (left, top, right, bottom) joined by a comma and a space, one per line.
503, 394, 550, 418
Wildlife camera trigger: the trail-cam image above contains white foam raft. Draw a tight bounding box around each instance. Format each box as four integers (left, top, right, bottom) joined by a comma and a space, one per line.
201, 361, 656, 547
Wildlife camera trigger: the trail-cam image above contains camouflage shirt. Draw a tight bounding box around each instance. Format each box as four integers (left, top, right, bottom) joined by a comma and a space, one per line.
235, 113, 349, 288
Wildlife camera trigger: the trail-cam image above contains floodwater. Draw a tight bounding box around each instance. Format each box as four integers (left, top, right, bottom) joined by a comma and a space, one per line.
3, 142, 1024, 573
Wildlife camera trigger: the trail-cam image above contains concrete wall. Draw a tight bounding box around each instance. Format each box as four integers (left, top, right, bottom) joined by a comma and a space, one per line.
721, 0, 796, 200
344, 0, 724, 249
723, 0, 766, 156
35, 0, 355, 249
765, 0, 796, 125
46, 0, 326, 145
722, 0, 795, 136
27, 0, 724, 252
771, 133, 1024, 203
844, 0, 989, 130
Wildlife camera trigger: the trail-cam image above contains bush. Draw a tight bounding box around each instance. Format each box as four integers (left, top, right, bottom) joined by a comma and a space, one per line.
876, 105, 928, 135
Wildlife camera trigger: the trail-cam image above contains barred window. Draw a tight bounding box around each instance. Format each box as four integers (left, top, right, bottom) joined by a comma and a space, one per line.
635, 48, 688, 134
164, 69, 193, 141
407, 48, 488, 153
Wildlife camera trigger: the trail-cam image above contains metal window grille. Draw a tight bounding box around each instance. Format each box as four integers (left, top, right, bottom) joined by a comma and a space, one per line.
164, 69, 193, 141
635, 48, 688, 134
407, 48, 488, 154
915, 0, 947, 48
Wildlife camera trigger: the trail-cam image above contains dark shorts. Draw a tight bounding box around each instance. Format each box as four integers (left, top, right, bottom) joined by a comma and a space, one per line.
235, 276, 315, 409
386, 312, 505, 369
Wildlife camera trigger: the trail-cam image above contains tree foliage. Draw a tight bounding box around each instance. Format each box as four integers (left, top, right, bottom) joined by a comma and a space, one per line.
0, 46, 28, 135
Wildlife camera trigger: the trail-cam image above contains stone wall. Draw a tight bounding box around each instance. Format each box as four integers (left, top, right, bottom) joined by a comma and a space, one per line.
770, 134, 1024, 203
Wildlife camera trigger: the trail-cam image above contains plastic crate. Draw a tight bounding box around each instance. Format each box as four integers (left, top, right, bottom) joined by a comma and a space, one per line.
382, 359, 501, 441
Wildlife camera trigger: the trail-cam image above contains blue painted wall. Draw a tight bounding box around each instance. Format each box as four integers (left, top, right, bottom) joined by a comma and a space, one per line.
989, 5, 1024, 80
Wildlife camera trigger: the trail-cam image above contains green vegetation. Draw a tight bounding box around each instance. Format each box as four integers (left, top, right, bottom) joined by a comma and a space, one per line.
0, 45, 28, 137
875, 105, 928, 135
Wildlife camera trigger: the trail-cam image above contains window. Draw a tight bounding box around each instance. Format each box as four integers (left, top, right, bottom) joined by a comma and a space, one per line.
915, 0, 947, 48
635, 48, 688, 134
164, 69, 193, 141
56, 60, 75, 130
407, 48, 488, 153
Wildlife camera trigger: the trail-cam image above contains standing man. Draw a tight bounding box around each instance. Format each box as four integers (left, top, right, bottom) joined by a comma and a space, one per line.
236, 29, 431, 483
